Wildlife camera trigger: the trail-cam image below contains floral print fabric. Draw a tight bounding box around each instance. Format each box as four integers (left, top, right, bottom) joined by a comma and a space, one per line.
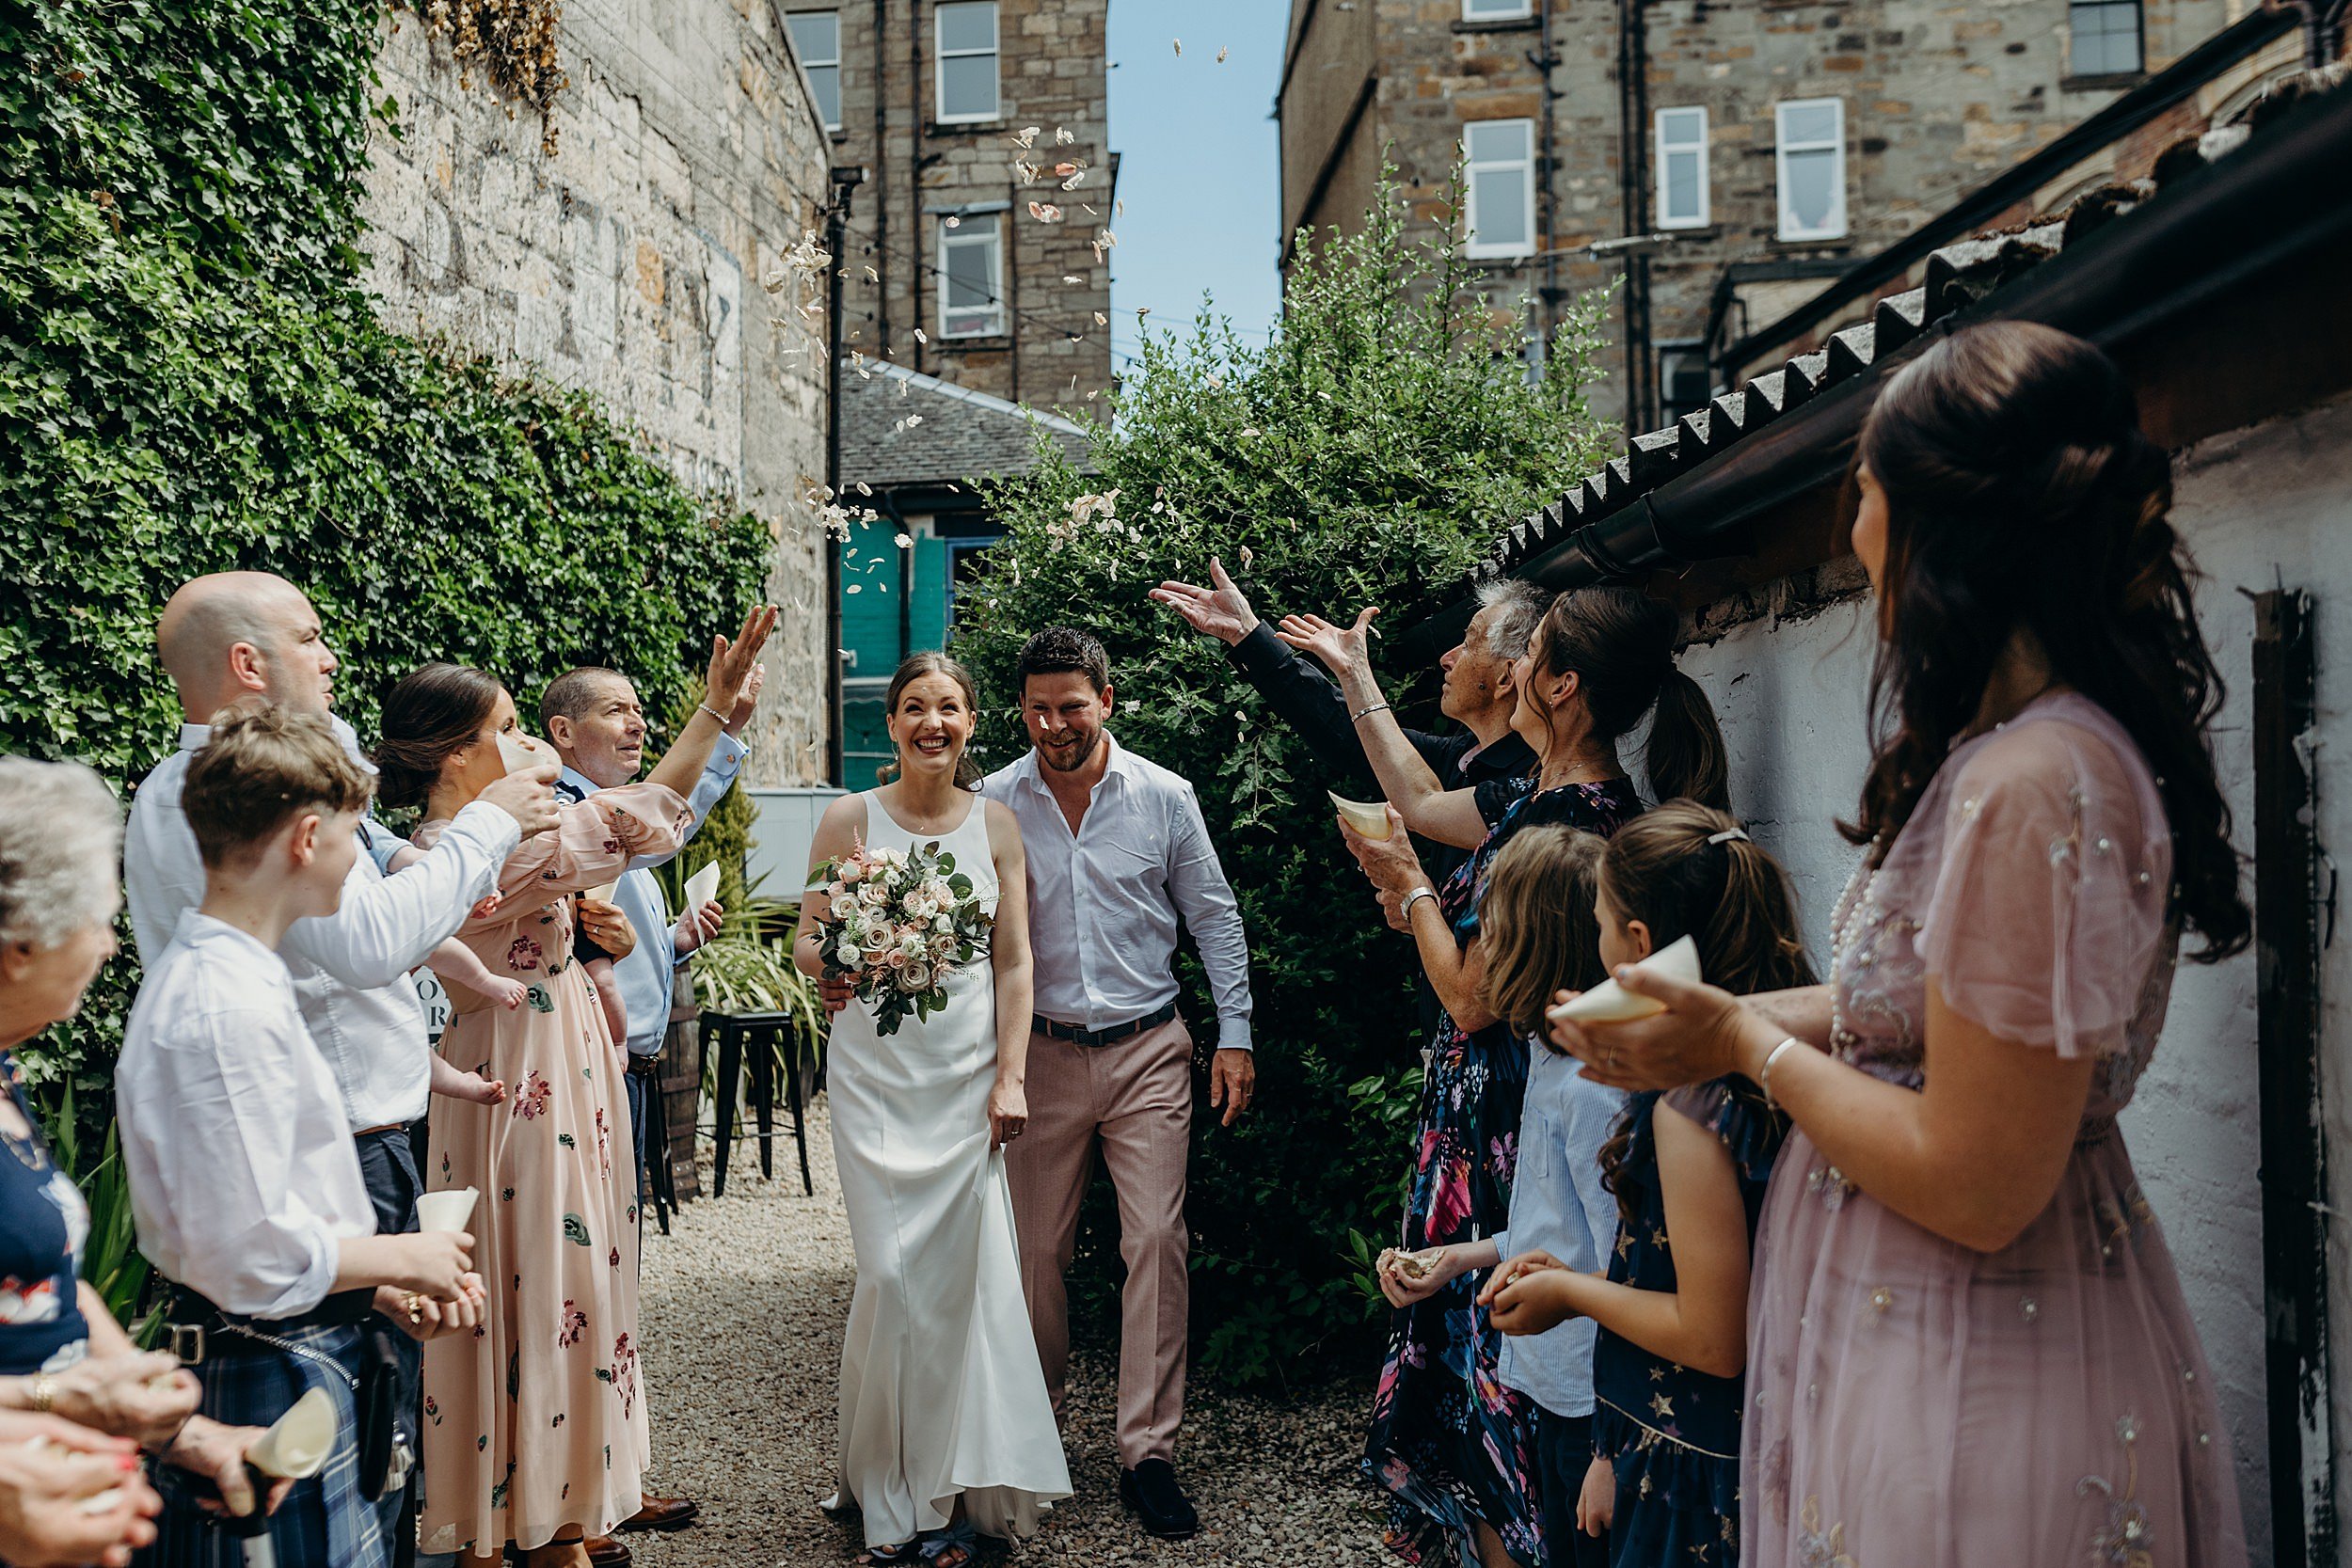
416, 783, 688, 1557
1366, 779, 1642, 1568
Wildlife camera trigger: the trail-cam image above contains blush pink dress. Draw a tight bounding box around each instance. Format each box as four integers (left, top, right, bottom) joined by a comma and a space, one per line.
414, 783, 688, 1558
1741, 693, 2248, 1566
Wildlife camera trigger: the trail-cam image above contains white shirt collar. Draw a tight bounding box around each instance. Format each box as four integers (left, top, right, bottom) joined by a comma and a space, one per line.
1018, 731, 1129, 796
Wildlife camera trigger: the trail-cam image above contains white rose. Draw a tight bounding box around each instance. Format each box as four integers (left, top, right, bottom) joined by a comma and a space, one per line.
932, 912, 953, 934
898, 930, 930, 959
903, 963, 934, 991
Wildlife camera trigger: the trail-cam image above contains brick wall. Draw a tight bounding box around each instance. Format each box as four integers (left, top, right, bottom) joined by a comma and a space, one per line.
787, 0, 1116, 415
361, 0, 836, 785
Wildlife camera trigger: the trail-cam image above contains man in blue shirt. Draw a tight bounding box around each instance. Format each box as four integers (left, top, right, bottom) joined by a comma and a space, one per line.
541, 664, 757, 1558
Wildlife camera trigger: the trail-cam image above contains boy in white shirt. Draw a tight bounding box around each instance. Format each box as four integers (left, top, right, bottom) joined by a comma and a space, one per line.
118, 703, 486, 1568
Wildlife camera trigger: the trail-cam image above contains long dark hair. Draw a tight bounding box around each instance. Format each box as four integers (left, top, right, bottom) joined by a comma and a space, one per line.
374, 663, 505, 810
883, 652, 984, 791
1596, 800, 1816, 1224
1530, 587, 1728, 810
1847, 321, 2249, 960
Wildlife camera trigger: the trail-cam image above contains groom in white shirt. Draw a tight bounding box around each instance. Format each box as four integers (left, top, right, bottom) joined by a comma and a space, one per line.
979, 626, 1255, 1543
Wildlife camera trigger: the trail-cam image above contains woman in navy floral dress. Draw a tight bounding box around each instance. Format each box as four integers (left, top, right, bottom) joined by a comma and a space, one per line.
1276, 588, 1725, 1567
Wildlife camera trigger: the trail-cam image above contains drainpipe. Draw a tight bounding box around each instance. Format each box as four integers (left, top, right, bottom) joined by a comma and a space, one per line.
1534, 0, 1559, 348
871, 0, 889, 354
912, 1, 927, 374
825, 166, 866, 789
1616, 0, 1655, 427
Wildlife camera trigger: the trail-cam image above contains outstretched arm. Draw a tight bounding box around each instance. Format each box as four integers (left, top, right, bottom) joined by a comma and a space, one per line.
1277, 610, 1489, 849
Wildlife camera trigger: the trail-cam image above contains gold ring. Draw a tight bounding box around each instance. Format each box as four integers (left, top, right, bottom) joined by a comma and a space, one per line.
404, 1292, 423, 1325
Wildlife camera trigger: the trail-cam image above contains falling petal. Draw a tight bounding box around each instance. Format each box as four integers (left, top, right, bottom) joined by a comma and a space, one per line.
847, 584, 863, 594
1217, 45, 1229, 63
1056, 127, 1075, 145
945, 214, 961, 229
1094, 311, 1108, 325
906, 415, 923, 427
1028, 200, 1064, 223
1240, 426, 1261, 437
1054, 162, 1081, 178
1240, 545, 1255, 566
1172, 38, 1181, 55
896, 533, 914, 549
1062, 171, 1086, 190
914, 326, 929, 343
863, 265, 879, 282
1063, 273, 1084, 284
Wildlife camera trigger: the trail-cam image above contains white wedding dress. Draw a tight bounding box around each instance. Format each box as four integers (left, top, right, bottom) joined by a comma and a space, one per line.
824, 791, 1071, 1547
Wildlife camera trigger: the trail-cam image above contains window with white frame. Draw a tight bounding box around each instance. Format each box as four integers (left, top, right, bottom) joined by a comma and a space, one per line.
936, 2, 1000, 123
939, 213, 1004, 337
1774, 98, 1847, 241
1462, 119, 1535, 260
787, 10, 841, 132
1462, 0, 1534, 19
2070, 0, 2143, 75
1654, 106, 1708, 230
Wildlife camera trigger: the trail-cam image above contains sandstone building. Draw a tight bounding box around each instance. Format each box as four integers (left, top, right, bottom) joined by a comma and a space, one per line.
361, 0, 837, 787
1276, 0, 2288, 432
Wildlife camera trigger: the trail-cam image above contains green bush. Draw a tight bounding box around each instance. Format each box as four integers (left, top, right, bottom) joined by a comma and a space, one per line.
0, 0, 772, 1135
955, 187, 1613, 1383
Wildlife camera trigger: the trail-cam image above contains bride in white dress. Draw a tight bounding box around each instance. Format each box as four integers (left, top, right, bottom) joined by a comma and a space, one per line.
793, 651, 1072, 1564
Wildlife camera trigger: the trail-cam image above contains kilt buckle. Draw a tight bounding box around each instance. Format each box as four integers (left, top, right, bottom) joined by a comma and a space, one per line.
167, 1323, 206, 1366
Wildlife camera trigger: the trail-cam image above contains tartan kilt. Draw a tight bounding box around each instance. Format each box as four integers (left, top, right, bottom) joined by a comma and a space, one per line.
136, 1321, 391, 1568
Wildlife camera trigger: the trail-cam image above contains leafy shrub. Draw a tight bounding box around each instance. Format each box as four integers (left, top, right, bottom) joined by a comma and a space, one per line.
955, 189, 1613, 1382
0, 0, 772, 1136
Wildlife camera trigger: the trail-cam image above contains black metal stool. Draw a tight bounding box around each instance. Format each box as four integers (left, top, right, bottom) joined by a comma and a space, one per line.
703, 1008, 814, 1197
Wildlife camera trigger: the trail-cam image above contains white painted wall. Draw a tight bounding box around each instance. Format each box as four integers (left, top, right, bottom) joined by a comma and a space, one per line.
1667, 388, 2352, 1560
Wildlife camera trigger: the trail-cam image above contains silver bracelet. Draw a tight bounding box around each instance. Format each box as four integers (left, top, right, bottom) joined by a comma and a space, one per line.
1350, 702, 1391, 723
1400, 886, 1438, 919
697, 702, 729, 725
1759, 1037, 1804, 1106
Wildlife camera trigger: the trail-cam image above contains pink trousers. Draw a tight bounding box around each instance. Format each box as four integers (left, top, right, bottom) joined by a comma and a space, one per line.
1005, 1016, 1191, 1467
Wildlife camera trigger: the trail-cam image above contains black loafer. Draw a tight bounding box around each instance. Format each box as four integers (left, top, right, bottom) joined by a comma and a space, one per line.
1120, 1458, 1200, 1541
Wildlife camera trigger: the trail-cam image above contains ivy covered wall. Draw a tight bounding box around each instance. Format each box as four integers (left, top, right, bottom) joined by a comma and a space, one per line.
0, 0, 781, 1111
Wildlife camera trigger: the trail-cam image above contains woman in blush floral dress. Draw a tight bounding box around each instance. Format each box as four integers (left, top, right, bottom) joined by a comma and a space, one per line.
376, 610, 774, 1568
1551, 323, 2250, 1566
1279, 588, 1726, 1568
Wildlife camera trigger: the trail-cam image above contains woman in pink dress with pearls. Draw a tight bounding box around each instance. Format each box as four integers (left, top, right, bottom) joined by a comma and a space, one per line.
1549, 322, 2249, 1565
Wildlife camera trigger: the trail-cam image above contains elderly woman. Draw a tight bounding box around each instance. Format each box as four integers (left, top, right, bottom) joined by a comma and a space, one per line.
0, 755, 300, 1566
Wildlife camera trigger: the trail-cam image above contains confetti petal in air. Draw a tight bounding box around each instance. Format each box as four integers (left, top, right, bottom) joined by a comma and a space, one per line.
1063, 274, 1084, 285
945, 214, 961, 229
1094, 311, 1108, 325
1217, 45, 1229, 63
863, 264, 879, 282
1239, 545, 1255, 567
1028, 200, 1064, 223
1014, 126, 1041, 148
905, 415, 923, 427
1171, 38, 1181, 55
1054, 162, 1081, 178
914, 326, 929, 343
1056, 127, 1075, 145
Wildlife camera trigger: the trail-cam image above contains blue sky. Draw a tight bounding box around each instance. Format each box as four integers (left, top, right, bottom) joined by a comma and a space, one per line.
1104, 2, 1288, 370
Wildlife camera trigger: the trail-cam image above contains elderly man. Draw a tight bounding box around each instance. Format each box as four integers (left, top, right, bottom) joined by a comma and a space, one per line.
122, 571, 560, 1566
538, 663, 761, 1557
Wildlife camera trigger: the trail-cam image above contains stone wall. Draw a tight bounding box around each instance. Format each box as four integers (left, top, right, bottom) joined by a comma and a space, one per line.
361, 0, 835, 785
787, 0, 1116, 415
1279, 0, 2249, 430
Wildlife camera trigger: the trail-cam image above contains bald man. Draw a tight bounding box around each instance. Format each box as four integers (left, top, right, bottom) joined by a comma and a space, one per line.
123, 572, 558, 1560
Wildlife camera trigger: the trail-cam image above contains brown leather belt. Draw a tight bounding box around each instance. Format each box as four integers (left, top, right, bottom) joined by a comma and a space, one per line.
624, 1053, 661, 1078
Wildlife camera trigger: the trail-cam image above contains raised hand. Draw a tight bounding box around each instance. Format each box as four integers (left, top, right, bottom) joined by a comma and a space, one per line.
706, 606, 782, 716
478, 760, 562, 837
726, 663, 767, 736
1274, 607, 1376, 677
1149, 558, 1261, 646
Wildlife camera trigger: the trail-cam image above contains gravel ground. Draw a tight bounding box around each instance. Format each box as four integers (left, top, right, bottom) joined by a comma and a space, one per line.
627, 1096, 1392, 1566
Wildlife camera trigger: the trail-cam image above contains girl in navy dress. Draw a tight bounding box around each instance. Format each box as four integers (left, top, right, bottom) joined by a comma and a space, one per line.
1482, 801, 1813, 1565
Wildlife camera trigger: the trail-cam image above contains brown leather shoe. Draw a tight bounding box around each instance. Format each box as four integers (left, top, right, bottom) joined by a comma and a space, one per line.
619, 1496, 700, 1533
583, 1538, 631, 1568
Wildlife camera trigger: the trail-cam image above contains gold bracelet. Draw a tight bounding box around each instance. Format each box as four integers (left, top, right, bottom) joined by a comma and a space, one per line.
29, 1372, 55, 1414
